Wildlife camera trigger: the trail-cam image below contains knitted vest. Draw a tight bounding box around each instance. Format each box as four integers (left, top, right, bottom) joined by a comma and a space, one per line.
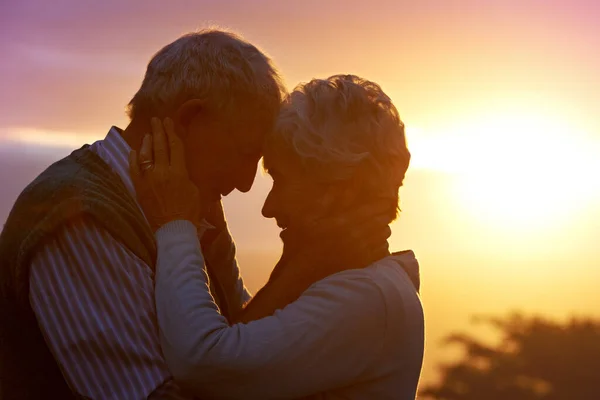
0, 146, 156, 399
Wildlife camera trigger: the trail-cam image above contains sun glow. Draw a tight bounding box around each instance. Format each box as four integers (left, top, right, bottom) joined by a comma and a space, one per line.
408, 109, 600, 231
4, 127, 101, 149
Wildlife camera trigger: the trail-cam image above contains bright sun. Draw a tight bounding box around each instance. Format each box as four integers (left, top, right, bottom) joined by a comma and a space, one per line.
409, 109, 599, 232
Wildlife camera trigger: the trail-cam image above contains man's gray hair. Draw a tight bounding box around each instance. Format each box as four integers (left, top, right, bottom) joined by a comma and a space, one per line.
127, 29, 285, 124
265, 75, 410, 219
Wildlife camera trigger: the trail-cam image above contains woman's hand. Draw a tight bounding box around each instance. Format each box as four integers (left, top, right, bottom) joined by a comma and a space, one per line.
129, 117, 203, 232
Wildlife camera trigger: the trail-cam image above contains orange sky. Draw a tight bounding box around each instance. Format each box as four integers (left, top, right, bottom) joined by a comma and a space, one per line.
2, 0, 599, 385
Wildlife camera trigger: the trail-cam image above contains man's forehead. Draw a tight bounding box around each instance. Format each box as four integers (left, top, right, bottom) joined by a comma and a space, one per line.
233, 126, 267, 150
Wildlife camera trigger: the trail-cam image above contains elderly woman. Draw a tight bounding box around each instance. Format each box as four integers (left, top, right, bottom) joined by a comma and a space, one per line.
130, 75, 424, 399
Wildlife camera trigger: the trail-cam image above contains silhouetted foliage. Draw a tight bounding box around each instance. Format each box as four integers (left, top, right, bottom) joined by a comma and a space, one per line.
421, 313, 600, 400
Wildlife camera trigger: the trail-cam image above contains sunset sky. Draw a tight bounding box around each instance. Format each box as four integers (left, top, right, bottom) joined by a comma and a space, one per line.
2, 0, 599, 385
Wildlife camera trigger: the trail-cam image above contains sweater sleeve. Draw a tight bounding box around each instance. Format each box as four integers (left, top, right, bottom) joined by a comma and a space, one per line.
155, 220, 387, 400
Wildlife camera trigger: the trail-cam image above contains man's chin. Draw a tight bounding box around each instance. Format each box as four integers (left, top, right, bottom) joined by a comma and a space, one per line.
279, 227, 299, 245
221, 187, 235, 196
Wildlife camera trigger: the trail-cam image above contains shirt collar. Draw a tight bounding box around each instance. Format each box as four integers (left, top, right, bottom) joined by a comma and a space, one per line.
92, 126, 136, 200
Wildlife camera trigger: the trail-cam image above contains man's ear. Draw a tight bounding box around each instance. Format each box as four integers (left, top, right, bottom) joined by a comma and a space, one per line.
174, 99, 206, 131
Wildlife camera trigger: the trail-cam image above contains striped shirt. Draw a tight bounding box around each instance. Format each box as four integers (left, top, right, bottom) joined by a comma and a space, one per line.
29, 127, 198, 399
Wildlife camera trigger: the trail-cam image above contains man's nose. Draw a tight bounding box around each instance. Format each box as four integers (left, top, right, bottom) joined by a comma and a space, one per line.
236, 162, 258, 193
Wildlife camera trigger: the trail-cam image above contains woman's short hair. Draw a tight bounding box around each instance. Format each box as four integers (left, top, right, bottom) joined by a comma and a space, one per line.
265, 74, 411, 221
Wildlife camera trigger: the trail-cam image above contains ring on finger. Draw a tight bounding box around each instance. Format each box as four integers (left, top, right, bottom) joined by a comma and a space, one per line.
140, 160, 154, 171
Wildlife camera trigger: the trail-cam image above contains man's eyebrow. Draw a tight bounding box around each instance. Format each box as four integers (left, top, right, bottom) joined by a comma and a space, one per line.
238, 139, 263, 154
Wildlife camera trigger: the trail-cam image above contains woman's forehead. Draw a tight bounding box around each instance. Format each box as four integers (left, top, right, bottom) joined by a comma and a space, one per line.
263, 147, 304, 177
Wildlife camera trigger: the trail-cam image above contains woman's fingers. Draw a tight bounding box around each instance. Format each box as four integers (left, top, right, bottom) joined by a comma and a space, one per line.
164, 118, 186, 172
129, 150, 141, 189
151, 117, 169, 167
139, 134, 153, 165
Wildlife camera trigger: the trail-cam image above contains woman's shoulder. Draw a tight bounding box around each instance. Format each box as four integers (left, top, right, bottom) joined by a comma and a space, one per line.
312, 250, 420, 302
327, 250, 418, 283
368, 250, 420, 291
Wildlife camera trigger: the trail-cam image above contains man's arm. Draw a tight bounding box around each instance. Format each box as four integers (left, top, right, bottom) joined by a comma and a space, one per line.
30, 217, 174, 399
200, 226, 252, 318
155, 221, 387, 400
200, 200, 252, 319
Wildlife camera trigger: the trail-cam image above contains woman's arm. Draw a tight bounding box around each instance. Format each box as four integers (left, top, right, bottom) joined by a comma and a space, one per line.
155, 220, 387, 400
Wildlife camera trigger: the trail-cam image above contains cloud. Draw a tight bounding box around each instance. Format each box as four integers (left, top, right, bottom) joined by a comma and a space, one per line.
11, 43, 142, 75
2, 0, 599, 136
2, 126, 105, 149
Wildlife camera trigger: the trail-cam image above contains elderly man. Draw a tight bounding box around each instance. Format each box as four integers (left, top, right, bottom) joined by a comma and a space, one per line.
0, 30, 285, 399
131, 75, 424, 399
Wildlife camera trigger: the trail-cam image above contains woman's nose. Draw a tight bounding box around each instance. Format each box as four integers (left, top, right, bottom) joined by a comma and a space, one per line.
262, 191, 276, 219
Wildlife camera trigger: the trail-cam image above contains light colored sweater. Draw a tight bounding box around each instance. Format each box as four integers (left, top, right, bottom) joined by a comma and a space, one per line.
155, 220, 425, 400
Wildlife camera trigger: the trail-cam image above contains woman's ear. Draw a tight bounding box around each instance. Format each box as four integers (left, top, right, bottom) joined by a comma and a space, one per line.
339, 184, 361, 211
318, 183, 353, 215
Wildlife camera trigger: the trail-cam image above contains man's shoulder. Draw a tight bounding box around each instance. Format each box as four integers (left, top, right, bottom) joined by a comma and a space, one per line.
5, 146, 118, 232
22, 147, 84, 188
1, 147, 91, 241
1, 144, 154, 268
15, 146, 102, 206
